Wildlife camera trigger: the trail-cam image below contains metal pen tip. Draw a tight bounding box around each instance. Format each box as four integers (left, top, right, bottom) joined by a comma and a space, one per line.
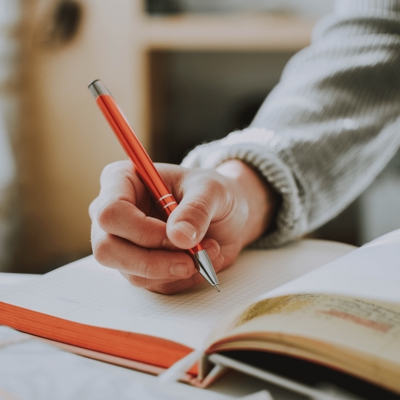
193, 249, 219, 288
214, 285, 220, 292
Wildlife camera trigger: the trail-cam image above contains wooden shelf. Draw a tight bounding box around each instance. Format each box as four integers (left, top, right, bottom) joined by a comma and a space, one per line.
141, 14, 315, 51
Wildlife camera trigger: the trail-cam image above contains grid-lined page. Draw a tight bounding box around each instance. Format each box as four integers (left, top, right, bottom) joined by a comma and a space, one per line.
0, 240, 353, 349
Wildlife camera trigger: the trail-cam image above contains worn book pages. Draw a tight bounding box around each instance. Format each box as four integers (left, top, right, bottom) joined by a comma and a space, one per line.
204, 229, 400, 393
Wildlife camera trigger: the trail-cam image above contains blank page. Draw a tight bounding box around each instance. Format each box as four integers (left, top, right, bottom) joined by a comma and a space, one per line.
265, 229, 400, 304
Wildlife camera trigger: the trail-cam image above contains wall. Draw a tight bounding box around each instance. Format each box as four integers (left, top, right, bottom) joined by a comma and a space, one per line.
0, 0, 21, 271
359, 150, 400, 243
14, 0, 144, 273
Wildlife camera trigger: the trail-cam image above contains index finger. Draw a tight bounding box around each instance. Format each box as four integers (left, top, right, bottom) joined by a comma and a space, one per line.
95, 161, 174, 249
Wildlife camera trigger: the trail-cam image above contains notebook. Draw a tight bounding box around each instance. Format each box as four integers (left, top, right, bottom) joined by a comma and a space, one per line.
2, 232, 400, 395
0, 240, 350, 376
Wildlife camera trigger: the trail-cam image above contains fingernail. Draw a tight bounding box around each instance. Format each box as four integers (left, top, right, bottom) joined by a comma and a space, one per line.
174, 221, 197, 241
170, 263, 188, 278
203, 243, 218, 260
161, 237, 173, 248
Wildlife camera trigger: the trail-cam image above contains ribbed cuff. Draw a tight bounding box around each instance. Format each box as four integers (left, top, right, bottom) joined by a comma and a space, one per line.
335, 0, 400, 15
182, 128, 307, 248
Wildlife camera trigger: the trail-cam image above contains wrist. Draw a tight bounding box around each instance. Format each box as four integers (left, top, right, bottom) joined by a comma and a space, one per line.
216, 159, 279, 246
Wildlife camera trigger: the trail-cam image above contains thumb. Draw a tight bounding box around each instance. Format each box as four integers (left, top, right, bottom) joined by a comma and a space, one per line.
166, 184, 220, 249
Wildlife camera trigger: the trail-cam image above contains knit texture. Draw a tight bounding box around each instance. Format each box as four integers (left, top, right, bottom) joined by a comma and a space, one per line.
182, 0, 400, 247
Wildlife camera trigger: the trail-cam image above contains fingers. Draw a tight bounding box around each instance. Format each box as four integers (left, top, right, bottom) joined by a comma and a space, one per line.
93, 161, 174, 249
122, 272, 206, 295
92, 226, 194, 280
120, 247, 225, 295
89, 161, 231, 294
166, 175, 231, 249
91, 213, 222, 281
97, 198, 172, 249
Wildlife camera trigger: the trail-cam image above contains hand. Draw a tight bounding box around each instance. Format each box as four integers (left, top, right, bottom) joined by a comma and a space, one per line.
89, 159, 278, 294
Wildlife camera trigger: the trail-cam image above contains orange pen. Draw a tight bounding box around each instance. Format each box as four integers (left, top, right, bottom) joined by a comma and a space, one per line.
89, 79, 219, 291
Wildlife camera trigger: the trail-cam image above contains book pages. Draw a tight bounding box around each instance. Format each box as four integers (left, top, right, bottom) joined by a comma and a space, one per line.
258, 229, 400, 304
202, 230, 400, 392
208, 293, 400, 393
0, 240, 352, 349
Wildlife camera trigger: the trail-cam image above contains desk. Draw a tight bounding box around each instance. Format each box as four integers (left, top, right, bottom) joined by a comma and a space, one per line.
0, 273, 309, 400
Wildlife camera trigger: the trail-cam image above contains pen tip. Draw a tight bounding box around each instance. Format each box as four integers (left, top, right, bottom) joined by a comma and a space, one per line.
214, 285, 220, 292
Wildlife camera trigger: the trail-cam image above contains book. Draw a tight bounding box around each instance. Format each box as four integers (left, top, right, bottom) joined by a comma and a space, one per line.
1, 231, 400, 395
0, 327, 225, 400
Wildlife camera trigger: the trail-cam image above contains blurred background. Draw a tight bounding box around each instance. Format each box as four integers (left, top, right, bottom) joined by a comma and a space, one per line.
1, 0, 399, 274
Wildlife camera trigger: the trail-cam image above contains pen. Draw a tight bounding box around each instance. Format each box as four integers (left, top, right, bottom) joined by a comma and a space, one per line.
89, 79, 220, 292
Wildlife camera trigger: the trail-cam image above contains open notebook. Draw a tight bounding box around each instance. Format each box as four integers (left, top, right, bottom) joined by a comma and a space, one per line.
4, 231, 400, 396
0, 239, 352, 377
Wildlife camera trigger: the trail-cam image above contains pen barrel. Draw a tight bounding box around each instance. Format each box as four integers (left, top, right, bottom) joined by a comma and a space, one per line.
96, 94, 173, 204
187, 244, 203, 256
157, 194, 177, 216
93, 87, 209, 269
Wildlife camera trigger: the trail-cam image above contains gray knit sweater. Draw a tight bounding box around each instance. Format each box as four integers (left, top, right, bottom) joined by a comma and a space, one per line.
182, 0, 400, 247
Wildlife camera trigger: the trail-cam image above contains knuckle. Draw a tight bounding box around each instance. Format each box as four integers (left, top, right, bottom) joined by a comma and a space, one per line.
207, 178, 224, 195
97, 200, 129, 231
88, 198, 98, 220
197, 175, 224, 198
185, 199, 211, 223
92, 236, 111, 266
153, 283, 176, 295
135, 225, 151, 246
97, 202, 118, 231
143, 261, 152, 279
139, 252, 157, 279
126, 274, 145, 288
100, 160, 128, 179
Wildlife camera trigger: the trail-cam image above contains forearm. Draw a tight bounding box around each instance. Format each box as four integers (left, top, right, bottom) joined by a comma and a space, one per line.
250, 0, 400, 233
183, 0, 400, 246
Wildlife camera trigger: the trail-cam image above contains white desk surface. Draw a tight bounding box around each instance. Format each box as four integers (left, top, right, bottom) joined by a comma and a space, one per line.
0, 273, 309, 400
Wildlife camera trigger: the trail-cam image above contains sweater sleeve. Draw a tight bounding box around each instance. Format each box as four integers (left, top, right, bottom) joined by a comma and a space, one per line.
182, 0, 400, 248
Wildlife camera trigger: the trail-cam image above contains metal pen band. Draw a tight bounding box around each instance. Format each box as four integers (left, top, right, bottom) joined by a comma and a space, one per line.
157, 194, 178, 210
88, 79, 111, 97
157, 194, 174, 202
163, 201, 177, 209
